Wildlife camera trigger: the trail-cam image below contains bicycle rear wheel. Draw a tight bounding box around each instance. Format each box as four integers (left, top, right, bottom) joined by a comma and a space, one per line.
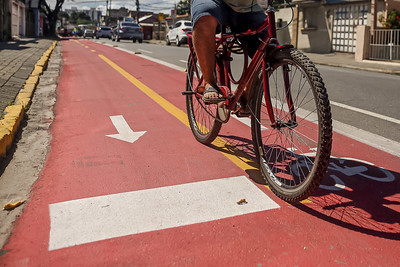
186, 53, 226, 145
251, 49, 332, 202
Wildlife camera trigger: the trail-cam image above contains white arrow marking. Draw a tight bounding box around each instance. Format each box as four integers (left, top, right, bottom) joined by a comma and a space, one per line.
106, 115, 146, 143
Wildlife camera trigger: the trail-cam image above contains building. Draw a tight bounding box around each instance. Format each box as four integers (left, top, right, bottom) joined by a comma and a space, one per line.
1, 0, 44, 40
275, 0, 400, 59
137, 14, 159, 40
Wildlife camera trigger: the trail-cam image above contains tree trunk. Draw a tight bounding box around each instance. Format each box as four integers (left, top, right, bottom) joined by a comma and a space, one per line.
46, 15, 57, 37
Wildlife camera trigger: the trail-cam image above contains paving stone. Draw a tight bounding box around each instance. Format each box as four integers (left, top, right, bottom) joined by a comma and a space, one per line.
0, 38, 54, 116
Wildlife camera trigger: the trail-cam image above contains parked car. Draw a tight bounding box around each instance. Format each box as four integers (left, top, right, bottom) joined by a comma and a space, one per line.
166, 20, 192, 46
112, 22, 143, 43
83, 29, 94, 38
96, 26, 112, 39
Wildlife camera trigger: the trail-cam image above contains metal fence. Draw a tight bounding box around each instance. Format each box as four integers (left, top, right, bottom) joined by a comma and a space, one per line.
369, 29, 400, 60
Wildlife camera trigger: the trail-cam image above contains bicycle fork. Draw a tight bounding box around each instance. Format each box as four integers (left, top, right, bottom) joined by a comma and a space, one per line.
262, 60, 297, 130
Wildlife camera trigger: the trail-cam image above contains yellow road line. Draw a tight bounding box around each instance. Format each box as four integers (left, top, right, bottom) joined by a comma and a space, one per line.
98, 54, 258, 174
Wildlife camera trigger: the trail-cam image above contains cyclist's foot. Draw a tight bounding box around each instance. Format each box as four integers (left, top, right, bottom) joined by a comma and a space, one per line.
202, 84, 228, 104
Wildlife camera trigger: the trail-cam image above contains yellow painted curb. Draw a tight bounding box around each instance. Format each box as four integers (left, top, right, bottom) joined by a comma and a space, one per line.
16, 97, 31, 108
23, 83, 36, 94
31, 65, 44, 77
0, 128, 11, 156
25, 75, 39, 86
2, 105, 24, 132
0, 40, 57, 158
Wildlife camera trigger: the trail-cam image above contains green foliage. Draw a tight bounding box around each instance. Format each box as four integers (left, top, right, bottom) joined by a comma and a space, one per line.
58, 11, 69, 20
177, 0, 190, 15
76, 18, 91, 25
379, 9, 400, 29
69, 12, 92, 24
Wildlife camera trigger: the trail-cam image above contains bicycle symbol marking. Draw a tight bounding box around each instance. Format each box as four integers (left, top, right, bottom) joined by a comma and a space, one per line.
292, 153, 396, 191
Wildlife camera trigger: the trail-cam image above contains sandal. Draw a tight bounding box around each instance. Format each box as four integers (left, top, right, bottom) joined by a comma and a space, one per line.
202, 85, 228, 104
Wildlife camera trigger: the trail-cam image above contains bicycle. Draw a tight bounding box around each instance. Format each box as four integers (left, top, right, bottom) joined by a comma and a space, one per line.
182, 0, 333, 203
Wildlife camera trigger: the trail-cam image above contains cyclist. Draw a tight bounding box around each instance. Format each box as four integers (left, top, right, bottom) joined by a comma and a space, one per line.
191, 0, 268, 105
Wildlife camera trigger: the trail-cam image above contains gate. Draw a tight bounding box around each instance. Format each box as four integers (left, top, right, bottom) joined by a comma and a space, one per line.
332, 5, 368, 53
369, 29, 400, 60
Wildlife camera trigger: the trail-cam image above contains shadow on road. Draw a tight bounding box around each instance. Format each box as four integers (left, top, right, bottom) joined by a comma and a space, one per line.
214, 134, 400, 241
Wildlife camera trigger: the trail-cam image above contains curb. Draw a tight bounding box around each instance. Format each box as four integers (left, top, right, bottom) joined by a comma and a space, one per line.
312, 62, 400, 75
0, 41, 58, 157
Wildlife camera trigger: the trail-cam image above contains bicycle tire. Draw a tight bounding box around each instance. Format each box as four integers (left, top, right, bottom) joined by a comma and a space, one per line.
251, 49, 332, 203
186, 53, 223, 145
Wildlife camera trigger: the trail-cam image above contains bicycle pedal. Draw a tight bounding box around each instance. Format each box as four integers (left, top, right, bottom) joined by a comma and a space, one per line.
182, 91, 196, 95
232, 105, 251, 117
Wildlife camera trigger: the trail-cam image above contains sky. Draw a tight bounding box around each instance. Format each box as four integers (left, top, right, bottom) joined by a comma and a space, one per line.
51, 0, 178, 15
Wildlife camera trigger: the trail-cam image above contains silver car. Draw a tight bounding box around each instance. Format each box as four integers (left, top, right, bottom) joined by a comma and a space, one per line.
96, 26, 112, 39
112, 22, 144, 43
83, 29, 94, 38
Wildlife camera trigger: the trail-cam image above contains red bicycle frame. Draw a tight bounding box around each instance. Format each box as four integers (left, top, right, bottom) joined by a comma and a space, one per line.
186, 4, 295, 126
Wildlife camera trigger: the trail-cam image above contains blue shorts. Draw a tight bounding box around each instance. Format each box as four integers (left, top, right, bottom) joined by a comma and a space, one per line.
191, 0, 267, 56
191, 0, 267, 33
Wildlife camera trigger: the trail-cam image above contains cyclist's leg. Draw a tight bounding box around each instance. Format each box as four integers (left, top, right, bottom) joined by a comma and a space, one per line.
193, 17, 223, 102
191, 0, 229, 101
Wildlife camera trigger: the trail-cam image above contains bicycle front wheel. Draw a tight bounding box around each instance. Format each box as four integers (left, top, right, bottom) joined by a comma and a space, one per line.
251, 49, 332, 203
185, 53, 224, 145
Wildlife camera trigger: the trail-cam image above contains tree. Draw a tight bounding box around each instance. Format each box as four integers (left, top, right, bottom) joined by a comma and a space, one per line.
39, 0, 65, 36
177, 0, 190, 15
379, 10, 400, 29
58, 11, 69, 21
69, 12, 92, 25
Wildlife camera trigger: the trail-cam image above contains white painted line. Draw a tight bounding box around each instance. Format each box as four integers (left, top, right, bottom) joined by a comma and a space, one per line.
94, 40, 185, 71
136, 53, 184, 71
138, 49, 152, 54
332, 119, 400, 158
298, 105, 400, 157
48, 176, 279, 251
179, 60, 187, 63
331, 101, 400, 125
233, 116, 252, 127
232, 116, 268, 130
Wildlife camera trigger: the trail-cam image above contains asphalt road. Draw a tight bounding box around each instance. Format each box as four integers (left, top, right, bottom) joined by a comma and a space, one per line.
92, 38, 400, 146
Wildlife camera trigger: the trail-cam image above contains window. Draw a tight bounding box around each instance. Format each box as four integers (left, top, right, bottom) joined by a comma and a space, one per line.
122, 23, 139, 27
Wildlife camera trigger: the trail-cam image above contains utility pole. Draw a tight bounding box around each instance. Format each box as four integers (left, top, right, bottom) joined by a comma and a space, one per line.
136, 0, 139, 22
106, 0, 108, 24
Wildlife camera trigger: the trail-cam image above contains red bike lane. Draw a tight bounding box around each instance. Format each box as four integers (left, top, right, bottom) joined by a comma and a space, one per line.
1, 39, 399, 266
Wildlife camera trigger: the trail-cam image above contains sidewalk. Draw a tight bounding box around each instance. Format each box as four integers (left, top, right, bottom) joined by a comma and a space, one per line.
147, 39, 400, 75
0, 39, 55, 115
0, 38, 57, 157
306, 52, 400, 75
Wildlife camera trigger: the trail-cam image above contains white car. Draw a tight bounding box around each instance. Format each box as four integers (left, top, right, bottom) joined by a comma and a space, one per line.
166, 20, 192, 46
